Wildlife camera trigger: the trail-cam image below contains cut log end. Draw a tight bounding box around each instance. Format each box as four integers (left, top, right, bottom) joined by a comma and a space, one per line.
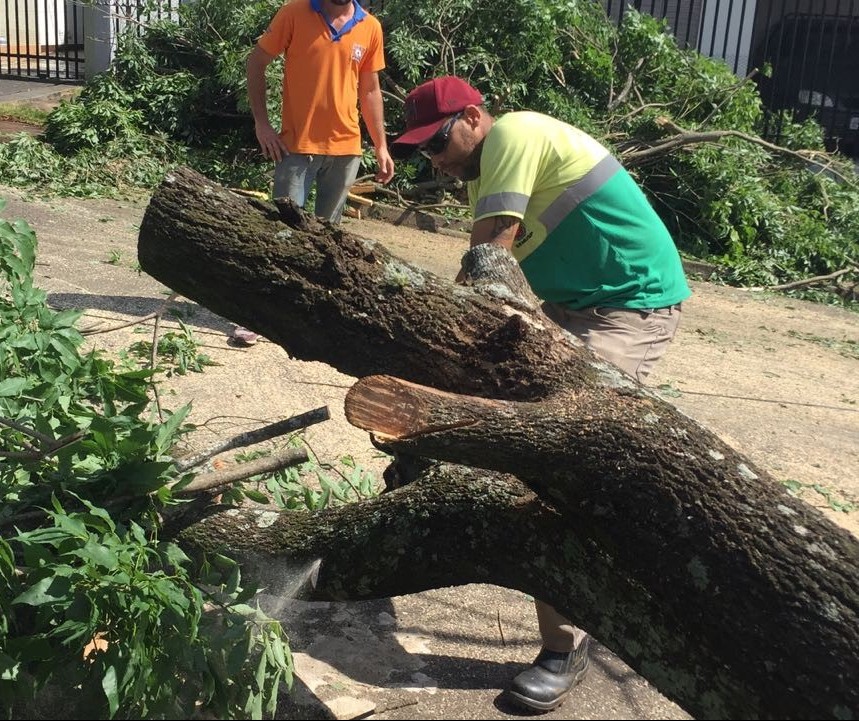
345, 375, 423, 439
345, 375, 485, 440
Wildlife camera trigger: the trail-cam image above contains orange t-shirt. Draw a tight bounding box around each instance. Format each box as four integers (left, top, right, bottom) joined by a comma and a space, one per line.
257, 0, 385, 155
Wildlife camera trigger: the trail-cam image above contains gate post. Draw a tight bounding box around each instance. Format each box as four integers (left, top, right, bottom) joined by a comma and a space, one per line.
83, 1, 115, 78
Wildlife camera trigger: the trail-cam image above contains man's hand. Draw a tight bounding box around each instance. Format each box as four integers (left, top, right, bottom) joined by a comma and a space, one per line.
246, 45, 283, 161
255, 122, 287, 163
374, 146, 395, 184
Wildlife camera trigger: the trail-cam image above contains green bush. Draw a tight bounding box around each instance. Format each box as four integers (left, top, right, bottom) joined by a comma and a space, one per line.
0, 204, 292, 718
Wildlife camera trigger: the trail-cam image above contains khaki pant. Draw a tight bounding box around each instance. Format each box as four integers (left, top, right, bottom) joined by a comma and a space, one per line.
535, 302, 683, 651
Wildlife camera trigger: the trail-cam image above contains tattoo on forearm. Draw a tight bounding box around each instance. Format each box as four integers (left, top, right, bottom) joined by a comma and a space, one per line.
491, 215, 518, 239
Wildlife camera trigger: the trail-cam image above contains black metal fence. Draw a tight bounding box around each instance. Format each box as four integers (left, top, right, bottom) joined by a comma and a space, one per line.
0, 0, 85, 79
752, 1, 859, 153
0, 0, 180, 81
607, 1, 859, 151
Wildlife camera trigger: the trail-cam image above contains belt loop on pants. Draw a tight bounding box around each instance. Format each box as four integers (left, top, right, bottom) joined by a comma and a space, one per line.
648, 303, 682, 315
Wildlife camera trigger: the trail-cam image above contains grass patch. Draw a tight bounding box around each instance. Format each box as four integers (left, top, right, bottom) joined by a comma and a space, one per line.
0, 102, 50, 126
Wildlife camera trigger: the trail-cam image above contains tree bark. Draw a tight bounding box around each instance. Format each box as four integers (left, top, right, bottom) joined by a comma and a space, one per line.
138, 167, 858, 720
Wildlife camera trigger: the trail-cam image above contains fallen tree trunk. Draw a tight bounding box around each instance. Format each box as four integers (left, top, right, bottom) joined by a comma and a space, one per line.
138, 167, 858, 720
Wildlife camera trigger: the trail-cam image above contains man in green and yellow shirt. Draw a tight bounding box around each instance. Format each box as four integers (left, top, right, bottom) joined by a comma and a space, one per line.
392, 75, 691, 712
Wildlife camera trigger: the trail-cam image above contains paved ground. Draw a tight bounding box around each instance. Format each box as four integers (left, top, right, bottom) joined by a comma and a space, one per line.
0, 77, 79, 103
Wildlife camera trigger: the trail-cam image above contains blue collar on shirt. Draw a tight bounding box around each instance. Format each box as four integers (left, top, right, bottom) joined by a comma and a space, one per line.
310, 0, 366, 41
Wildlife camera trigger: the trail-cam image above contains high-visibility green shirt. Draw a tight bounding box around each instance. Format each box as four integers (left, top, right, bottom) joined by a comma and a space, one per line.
468, 112, 691, 309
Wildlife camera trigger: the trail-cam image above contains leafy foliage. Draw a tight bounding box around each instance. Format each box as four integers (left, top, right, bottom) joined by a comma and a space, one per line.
0, 205, 294, 718
380, 0, 859, 302
126, 319, 219, 377
221, 445, 381, 510
0, 0, 857, 301
0, 131, 177, 198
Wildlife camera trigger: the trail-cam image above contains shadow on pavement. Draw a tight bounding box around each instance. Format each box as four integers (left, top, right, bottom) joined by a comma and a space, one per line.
47, 291, 233, 334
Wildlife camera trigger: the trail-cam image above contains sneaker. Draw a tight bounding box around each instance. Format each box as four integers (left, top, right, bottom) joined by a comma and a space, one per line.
230, 326, 259, 346
506, 637, 590, 711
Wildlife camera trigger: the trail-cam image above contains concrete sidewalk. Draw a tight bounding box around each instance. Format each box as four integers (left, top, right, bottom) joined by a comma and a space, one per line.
0, 77, 80, 106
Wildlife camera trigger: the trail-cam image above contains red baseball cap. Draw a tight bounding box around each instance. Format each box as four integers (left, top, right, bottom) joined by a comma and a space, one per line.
391, 76, 483, 156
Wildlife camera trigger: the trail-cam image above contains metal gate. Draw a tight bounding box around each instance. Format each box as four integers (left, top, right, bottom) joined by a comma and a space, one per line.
0, 0, 85, 79
0, 0, 179, 81
751, 0, 859, 153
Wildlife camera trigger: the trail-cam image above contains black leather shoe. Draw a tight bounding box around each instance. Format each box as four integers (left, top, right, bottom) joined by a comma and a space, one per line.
506, 637, 590, 711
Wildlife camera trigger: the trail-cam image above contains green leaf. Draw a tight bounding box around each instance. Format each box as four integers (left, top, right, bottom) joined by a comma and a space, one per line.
319, 474, 348, 502
254, 650, 268, 692
102, 665, 119, 717
243, 489, 270, 504
0, 377, 27, 397
121, 460, 173, 493
0, 651, 21, 682
160, 542, 190, 569
73, 539, 119, 570
54, 512, 89, 538
0, 538, 15, 574
13, 575, 72, 606
49, 309, 84, 329
153, 404, 191, 456
74, 496, 117, 533
3, 253, 27, 279
49, 336, 83, 370
780, 479, 805, 494
129, 521, 148, 547
50, 618, 93, 645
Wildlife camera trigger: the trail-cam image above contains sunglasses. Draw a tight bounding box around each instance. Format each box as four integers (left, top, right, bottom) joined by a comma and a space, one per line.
419, 112, 463, 159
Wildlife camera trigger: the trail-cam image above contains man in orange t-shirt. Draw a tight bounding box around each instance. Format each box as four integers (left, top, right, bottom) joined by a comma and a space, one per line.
234, 0, 394, 347
247, 0, 394, 223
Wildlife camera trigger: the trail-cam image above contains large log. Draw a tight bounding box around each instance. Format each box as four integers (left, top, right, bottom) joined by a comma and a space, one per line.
138, 167, 858, 720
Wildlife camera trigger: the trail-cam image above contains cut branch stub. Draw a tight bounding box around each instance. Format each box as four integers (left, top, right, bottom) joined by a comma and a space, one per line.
345, 374, 487, 440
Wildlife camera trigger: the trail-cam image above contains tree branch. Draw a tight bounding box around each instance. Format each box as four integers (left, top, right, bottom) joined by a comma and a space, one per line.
621, 117, 855, 184
0, 418, 86, 460
173, 447, 308, 496
745, 266, 858, 293
174, 407, 331, 472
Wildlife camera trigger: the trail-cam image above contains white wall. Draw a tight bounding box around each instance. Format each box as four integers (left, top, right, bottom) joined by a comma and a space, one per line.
85, 0, 183, 77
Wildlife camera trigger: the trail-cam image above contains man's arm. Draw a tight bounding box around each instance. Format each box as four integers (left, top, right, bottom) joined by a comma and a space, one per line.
470, 214, 520, 251
247, 45, 287, 162
358, 70, 395, 184
456, 214, 521, 282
